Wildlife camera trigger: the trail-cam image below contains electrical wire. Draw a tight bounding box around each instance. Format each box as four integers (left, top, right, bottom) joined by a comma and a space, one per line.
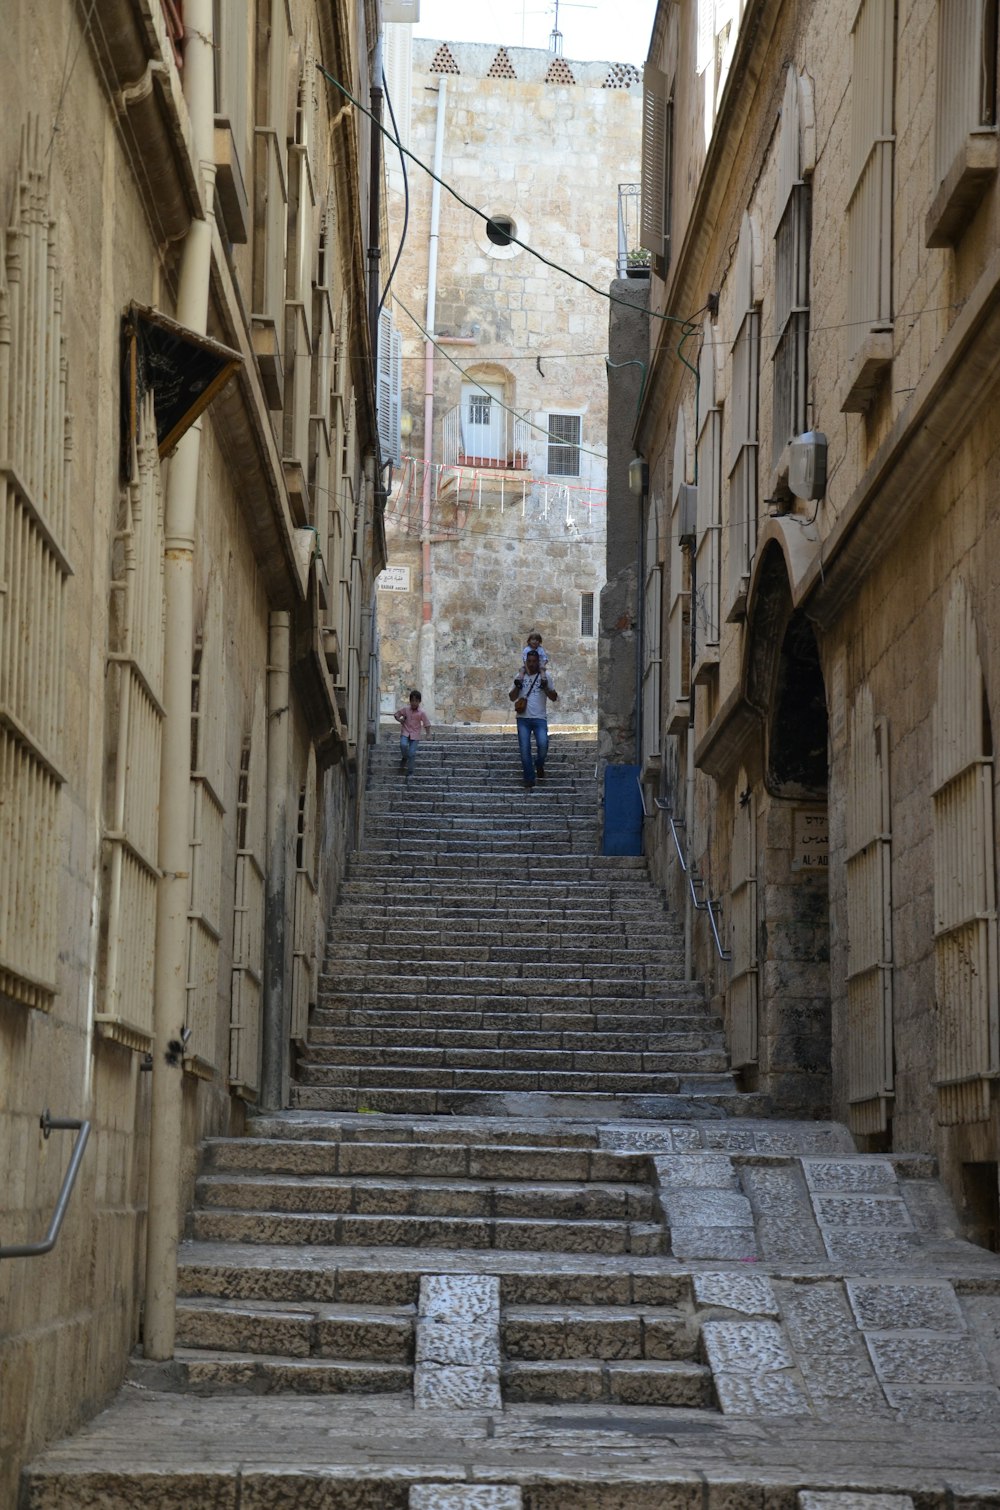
378, 65, 409, 314
315, 60, 693, 330
392, 290, 612, 465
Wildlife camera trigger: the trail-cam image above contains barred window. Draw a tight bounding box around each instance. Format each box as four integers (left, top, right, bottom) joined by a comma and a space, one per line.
581, 592, 595, 637
547, 413, 581, 477
773, 68, 812, 465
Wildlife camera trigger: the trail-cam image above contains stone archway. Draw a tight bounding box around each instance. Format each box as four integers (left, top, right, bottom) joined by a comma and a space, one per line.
744, 544, 832, 1115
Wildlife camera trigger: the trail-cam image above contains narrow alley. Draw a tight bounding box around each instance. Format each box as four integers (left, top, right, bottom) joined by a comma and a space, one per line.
20, 734, 1000, 1505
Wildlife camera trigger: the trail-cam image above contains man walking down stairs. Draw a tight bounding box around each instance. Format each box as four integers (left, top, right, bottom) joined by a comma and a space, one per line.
21, 731, 1000, 1508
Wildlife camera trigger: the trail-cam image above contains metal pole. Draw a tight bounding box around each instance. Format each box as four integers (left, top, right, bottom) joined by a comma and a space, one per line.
144, 0, 217, 1360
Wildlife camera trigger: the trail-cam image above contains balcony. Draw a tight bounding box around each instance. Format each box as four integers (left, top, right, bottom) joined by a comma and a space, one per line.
617, 184, 649, 278
441, 403, 530, 471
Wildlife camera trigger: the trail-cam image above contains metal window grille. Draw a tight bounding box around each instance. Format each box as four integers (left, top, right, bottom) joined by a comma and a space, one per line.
935, 0, 998, 182
932, 580, 1000, 1125
547, 413, 581, 477
695, 331, 722, 652
291, 754, 319, 1045
186, 584, 227, 1073
847, 0, 895, 359
0, 120, 73, 1012
668, 414, 692, 712
230, 688, 265, 1099
99, 391, 164, 1049
772, 184, 810, 466
252, 0, 291, 357
581, 592, 595, 637
845, 688, 894, 1134
728, 216, 760, 606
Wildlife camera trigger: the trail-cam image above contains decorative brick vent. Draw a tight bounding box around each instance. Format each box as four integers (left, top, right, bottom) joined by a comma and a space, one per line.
544, 57, 576, 84
603, 62, 640, 88
486, 47, 517, 79
430, 44, 461, 74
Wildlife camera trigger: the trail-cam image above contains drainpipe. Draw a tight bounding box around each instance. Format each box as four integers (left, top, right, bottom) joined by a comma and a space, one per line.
144, 0, 217, 1359
367, 36, 384, 365
418, 77, 447, 712
260, 611, 291, 1110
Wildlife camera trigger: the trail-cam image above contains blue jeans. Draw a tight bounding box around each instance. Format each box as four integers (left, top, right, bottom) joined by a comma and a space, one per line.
400, 734, 419, 775
517, 717, 548, 784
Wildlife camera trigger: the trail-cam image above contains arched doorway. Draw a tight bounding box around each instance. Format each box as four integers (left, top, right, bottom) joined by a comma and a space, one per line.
744, 545, 832, 1114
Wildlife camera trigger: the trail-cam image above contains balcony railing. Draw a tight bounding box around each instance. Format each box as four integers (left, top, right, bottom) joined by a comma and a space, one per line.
617, 183, 649, 277
441, 404, 530, 470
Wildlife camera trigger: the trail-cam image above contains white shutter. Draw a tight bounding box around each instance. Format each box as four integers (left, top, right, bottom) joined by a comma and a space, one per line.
696, 0, 715, 75
640, 63, 669, 262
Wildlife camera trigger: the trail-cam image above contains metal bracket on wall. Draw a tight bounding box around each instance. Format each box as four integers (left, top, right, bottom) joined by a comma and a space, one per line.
0, 1112, 91, 1260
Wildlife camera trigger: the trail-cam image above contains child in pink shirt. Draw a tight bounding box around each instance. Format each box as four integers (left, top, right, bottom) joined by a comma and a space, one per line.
394, 689, 431, 780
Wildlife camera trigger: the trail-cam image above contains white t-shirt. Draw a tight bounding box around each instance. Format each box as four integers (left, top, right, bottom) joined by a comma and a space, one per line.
511, 669, 555, 718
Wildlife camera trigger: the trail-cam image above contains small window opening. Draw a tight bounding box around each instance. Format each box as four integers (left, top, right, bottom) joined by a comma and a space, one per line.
236, 739, 251, 850
296, 789, 307, 869
581, 592, 595, 637
486, 216, 515, 247
190, 636, 204, 772
962, 1161, 1000, 1251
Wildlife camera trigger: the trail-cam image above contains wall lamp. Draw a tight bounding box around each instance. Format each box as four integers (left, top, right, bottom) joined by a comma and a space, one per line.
628, 456, 648, 497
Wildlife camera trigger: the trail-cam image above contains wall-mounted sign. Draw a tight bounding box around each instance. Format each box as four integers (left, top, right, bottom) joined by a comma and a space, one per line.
378, 566, 411, 592
791, 808, 829, 872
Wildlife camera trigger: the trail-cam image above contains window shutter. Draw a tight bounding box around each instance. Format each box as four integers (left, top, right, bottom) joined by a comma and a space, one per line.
640, 63, 669, 262
697, 0, 715, 75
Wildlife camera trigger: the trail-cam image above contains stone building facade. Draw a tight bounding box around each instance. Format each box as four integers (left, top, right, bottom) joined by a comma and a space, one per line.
618, 0, 1000, 1236
377, 35, 643, 726
0, 0, 385, 1494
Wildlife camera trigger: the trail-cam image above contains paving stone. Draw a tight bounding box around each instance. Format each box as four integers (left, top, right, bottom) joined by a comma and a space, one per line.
653, 1154, 738, 1187
801, 1161, 899, 1195
694, 1274, 779, 1317
865, 1335, 991, 1385
776, 1281, 890, 1419
414, 1365, 503, 1408
846, 1281, 964, 1333
410, 1488, 522, 1510
799, 1496, 914, 1510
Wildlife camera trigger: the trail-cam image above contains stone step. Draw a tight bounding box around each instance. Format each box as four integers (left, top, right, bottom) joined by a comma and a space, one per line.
203, 1138, 651, 1182
174, 1297, 414, 1360
195, 1172, 656, 1222
501, 1357, 714, 1407
324, 936, 685, 960
307, 1026, 725, 1052
314, 1008, 717, 1035
177, 1241, 690, 1307
318, 974, 702, 997
321, 955, 686, 978
501, 1303, 697, 1361
130, 1349, 412, 1396
188, 1207, 666, 1255
290, 1086, 759, 1119
300, 1046, 729, 1073
293, 1065, 733, 1095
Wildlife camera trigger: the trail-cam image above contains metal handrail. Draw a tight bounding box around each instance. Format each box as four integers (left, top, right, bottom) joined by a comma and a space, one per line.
0, 1112, 91, 1260
663, 810, 731, 962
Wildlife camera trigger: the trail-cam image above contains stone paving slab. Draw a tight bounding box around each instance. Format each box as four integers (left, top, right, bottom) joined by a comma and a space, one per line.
20, 1392, 1000, 1503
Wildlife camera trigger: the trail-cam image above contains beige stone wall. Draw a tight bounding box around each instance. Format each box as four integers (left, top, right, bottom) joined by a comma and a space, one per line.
635, 0, 1000, 1210
380, 38, 642, 725
0, 0, 382, 1495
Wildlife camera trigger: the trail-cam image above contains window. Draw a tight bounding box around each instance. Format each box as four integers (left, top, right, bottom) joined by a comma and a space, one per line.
926, 0, 999, 246
844, 0, 895, 408
230, 689, 266, 1100
581, 592, 595, 637
845, 686, 894, 1136
486, 216, 515, 246
0, 124, 72, 1012
773, 69, 812, 466
728, 213, 760, 613
667, 412, 693, 726
641, 497, 663, 770
932, 580, 999, 1126
547, 413, 581, 476
694, 321, 722, 660
640, 63, 674, 278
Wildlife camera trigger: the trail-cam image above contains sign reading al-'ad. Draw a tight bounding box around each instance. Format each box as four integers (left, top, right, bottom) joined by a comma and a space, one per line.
377, 566, 411, 592
791, 807, 829, 871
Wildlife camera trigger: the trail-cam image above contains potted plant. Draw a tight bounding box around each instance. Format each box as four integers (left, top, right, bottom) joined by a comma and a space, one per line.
626, 246, 651, 278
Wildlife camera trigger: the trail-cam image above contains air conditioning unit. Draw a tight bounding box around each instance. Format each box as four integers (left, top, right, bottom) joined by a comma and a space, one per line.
788, 431, 827, 501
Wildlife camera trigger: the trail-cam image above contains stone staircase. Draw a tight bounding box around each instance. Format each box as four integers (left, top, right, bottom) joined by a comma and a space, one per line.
22, 730, 1000, 1506
293, 731, 754, 1120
